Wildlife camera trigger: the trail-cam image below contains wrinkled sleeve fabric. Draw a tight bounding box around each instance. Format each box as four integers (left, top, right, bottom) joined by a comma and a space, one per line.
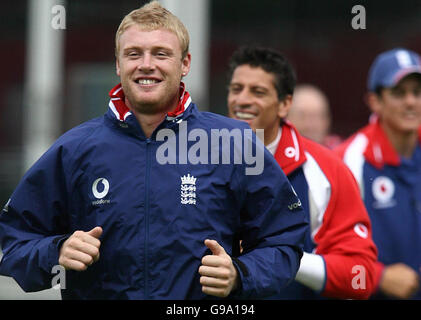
314, 160, 378, 299
0, 143, 72, 292
231, 135, 308, 299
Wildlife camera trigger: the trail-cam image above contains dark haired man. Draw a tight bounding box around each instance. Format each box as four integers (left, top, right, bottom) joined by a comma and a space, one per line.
335, 48, 421, 299
227, 46, 378, 299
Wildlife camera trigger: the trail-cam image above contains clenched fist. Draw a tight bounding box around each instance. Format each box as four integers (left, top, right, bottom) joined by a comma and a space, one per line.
198, 239, 239, 297
59, 226, 102, 271
380, 263, 419, 299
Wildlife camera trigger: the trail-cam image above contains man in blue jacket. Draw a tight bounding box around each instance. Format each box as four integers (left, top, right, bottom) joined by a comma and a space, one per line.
336, 48, 421, 299
0, 1, 307, 299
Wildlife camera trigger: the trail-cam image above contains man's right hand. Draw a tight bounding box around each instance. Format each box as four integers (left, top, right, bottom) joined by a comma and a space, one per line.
59, 226, 102, 271
379, 263, 419, 299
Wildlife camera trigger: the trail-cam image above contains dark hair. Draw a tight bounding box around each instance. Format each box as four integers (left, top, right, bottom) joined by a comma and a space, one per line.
227, 46, 296, 100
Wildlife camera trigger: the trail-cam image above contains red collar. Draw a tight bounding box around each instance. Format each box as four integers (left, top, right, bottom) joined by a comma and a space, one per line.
274, 121, 307, 175
361, 120, 400, 168
360, 118, 421, 168
108, 82, 191, 121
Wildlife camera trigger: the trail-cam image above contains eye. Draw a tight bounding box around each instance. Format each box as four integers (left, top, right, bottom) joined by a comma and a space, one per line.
413, 87, 421, 97
127, 51, 140, 58
156, 50, 170, 58
391, 88, 404, 97
252, 88, 267, 97
229, 85, 242, 94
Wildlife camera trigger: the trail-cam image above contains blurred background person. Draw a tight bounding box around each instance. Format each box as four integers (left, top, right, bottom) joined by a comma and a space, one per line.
287, 84, 342, 149
335, 48, 421, 300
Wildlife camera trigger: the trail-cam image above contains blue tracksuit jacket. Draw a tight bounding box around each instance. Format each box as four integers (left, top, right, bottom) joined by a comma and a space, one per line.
337, 120, 421, 299
0, 85, 308, 299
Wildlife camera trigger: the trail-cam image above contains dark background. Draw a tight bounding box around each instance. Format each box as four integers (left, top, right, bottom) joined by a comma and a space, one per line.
1, 0, 421, 204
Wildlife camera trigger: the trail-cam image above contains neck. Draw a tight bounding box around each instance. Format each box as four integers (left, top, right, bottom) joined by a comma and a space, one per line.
124, 95, 179, 139
132, 111, 167, 138
264, 124, 281, 146
382, 123, 419, 159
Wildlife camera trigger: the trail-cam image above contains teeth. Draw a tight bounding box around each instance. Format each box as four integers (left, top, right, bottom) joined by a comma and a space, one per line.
235, 111, 255, 120
137, 79, 158, 85
403, 111, 417, 117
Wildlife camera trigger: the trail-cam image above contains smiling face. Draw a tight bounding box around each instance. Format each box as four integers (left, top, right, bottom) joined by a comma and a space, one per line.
227, 64, 291, 145
116, 26, 191, 115
370, 74, 421, 135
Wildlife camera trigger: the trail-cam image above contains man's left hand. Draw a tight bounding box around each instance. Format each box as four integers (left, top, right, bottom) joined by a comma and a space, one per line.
198, 239, 239, 297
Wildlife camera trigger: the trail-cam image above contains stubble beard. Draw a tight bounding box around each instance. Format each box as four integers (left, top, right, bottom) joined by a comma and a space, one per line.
123, 81, 180, 116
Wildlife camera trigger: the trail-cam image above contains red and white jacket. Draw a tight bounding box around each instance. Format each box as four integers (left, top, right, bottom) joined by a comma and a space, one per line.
275, 121, 378, 299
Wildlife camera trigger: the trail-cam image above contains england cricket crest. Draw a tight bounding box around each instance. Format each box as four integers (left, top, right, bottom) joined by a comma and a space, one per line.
180, 174, 197, 205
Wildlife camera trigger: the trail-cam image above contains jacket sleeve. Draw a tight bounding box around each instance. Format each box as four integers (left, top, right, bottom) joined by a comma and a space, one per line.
0, 144, 71, 292
231, 141, 308, 299
314, 160, 378, 299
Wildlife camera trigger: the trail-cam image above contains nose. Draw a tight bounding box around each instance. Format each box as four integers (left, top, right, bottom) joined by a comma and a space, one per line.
138, 53, 154, 73
234, 89, 253, 107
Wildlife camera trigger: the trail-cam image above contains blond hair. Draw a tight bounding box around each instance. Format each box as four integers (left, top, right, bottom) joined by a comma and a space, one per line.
115, 1, 190, 58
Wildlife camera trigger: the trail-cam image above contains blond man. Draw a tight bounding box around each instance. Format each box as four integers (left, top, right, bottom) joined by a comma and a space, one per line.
0, 2, 307, 299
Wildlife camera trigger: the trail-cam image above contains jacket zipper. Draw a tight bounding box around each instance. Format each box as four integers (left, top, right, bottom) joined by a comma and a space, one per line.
144, 138, 151, 298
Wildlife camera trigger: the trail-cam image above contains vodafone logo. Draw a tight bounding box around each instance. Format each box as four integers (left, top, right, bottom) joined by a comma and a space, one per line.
284, 147, 296, 158
372, 176, 396, 209
372, 176, 394, 202
92, 178, 110, 199
354, 223, 368, 239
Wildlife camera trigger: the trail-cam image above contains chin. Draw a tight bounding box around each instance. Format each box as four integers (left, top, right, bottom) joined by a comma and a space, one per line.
398, 124, 421, 134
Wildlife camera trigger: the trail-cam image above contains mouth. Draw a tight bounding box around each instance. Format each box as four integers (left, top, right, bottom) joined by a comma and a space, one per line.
134, 77, 162, 86
233, 111, 257, 121
401, 110, 419, 120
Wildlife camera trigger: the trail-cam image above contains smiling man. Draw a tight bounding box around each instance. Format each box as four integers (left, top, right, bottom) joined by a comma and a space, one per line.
227, 46, 378, 299
335, 48, 421, 300
0, 2, 308, 300
116, 27, 190, 136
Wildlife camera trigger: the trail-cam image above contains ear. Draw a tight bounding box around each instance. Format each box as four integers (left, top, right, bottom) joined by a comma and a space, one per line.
278, 95, 293, 119
116, 58, 121, 77
366, 92, 382, 115
181, 53, 191, 77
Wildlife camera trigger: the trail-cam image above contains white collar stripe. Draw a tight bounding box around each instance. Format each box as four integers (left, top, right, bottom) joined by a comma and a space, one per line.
109, 100, 120, 120
291, 128, 300, 161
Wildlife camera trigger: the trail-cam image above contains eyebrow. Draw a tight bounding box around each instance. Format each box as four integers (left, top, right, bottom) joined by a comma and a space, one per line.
251, 85, 269, 92
229, 82, 271, 91
122, 45, 174, 54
